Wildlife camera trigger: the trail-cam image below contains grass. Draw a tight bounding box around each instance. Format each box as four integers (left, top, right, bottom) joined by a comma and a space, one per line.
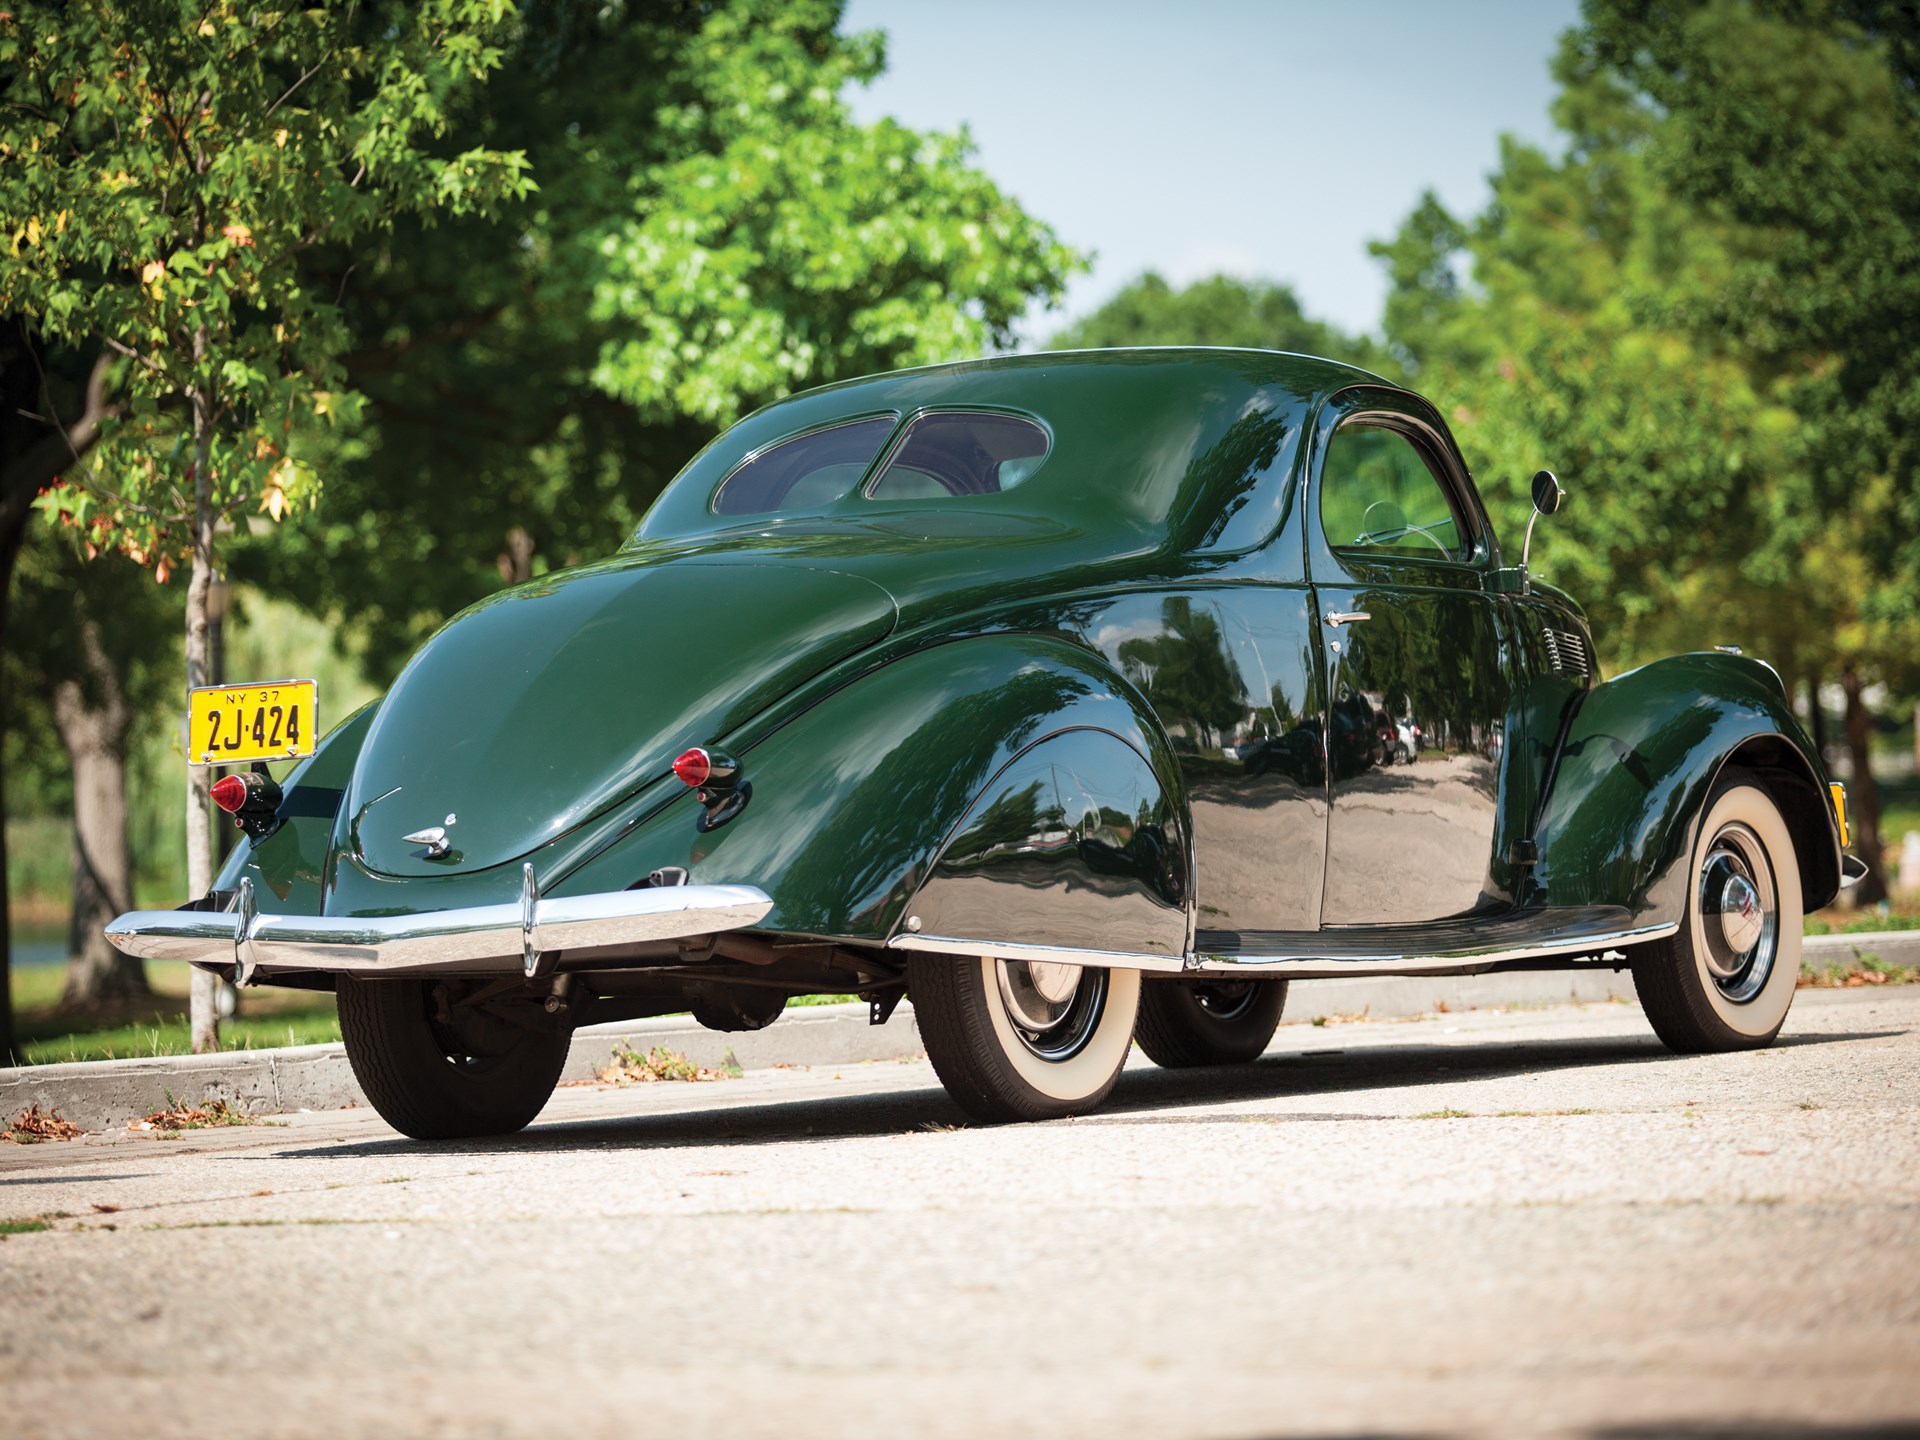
7, 958, 864, 1068
133, 1094, 276, 1131
0, 1213, 68, 1236
1798, 953, 1919, 988
1807, 903, 1920, 936
9, 958, 339, 1066
1411, 1107, 1474, 1120
598, 1042, 740, 1084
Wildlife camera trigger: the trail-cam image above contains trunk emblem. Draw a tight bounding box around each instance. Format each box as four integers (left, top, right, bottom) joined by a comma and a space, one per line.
402, 814, 458, 859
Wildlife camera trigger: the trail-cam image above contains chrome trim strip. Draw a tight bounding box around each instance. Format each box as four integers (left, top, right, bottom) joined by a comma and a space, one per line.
1840, 853, 1870, 889
1186, 920, 1679, 975
886, 932, 1189, 974
103, 884, 774, 979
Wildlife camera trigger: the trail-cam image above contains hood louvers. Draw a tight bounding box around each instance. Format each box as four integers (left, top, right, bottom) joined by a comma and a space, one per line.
1540, 625, 1593, 680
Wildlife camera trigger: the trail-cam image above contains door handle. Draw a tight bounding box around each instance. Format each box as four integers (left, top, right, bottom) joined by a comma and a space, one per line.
1324, 610, 1371, 627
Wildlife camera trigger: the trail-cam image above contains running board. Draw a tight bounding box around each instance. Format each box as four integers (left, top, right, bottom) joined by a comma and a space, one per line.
1190, 906, 1675, 978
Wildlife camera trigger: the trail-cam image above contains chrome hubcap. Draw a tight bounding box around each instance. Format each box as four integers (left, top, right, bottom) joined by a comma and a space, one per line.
1698, 822, 1778, 1003
1192, 980, 1258, 1021
995, 959, 1105, 1061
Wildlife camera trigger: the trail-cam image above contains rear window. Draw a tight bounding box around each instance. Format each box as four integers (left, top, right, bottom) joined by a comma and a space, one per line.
713, 417, 895, 515
866, 412, 1050, 501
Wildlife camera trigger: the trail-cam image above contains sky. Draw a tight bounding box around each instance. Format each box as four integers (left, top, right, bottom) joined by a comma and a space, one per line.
841, 0, 1582, 342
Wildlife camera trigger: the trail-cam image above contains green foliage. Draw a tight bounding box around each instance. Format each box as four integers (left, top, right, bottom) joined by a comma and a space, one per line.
2, 0, 532, 564
1569, 0, 1920, 685
234, 0, 1082, 678
1051, 271, 1392, 376
1373, 1, 1920, 685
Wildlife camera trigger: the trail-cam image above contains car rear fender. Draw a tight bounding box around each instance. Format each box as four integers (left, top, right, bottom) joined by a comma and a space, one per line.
559, 635, 1194, 948
214, 702, 379, 913
1531, 652, 1841, 921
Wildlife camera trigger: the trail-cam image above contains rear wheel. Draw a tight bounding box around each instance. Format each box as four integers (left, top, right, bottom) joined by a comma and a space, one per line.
1135, 978, 1287, 1068
909, 955, 1140, 1123
1630, 777, 1802, 1053
337, 977, 571, 1140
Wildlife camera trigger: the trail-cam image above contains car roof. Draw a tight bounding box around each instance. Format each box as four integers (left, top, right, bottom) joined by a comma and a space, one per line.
634, 347, 1399, 555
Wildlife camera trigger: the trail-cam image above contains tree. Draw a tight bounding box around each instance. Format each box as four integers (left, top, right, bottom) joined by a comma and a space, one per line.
0, 322, 119, 1062
234, 0, 1081, 677
1051, 271, 1391, 375
1565, 0, 1920, 896
9, 527, 181, 1008
2, 1, 535, 1047
1374, 0, 1920, 896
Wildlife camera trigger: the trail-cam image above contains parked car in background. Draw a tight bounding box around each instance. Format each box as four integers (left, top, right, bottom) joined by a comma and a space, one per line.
110, 349, 1861, 1138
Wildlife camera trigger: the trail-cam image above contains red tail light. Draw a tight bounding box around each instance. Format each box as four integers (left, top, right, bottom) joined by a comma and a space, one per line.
211, 775, 248, 813
672, 748, 712, 787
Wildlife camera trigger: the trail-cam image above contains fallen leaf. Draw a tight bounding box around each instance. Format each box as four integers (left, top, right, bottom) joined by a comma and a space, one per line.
5, 1105, 86, 1143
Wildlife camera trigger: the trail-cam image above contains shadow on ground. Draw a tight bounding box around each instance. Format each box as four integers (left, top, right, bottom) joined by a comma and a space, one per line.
273, 1023, 1898, 1161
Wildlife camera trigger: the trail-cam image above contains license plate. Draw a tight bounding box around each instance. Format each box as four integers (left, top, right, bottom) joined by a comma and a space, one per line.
187, 680, 318, 766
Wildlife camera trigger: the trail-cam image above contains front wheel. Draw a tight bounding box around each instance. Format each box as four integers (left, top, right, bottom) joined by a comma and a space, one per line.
1629, 776, 1803, 1053
909, 955, 1140, 1123
1135, 978, 1287, 1068
337, 977, 572, 1140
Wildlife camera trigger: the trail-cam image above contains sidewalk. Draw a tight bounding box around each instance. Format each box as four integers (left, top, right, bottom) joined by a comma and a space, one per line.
3, 929, 1912, 1132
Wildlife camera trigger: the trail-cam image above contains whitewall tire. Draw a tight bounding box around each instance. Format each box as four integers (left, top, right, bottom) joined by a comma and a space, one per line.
1630, 777, 1802, 1052
909, 955, 1140, 1122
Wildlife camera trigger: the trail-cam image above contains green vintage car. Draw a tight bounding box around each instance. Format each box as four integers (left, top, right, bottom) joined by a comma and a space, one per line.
108, 349, 1862, 1137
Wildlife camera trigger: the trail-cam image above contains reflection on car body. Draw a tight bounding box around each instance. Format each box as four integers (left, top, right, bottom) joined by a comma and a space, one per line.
107, 349, 1855, 1134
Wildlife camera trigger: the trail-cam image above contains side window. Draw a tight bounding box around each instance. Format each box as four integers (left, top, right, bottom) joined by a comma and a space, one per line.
1318, 423, 1467, 560
713, 417, 895, 516
866, 412, 1050, 501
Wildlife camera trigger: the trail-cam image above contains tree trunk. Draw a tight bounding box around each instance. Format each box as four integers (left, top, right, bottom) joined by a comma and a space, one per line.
186, 333, 220, 1053
1805, 674, 1830, 762
0, 524, 21, 1066
51, 611, 147, 1009
1840, 666, 1887, 904
1, 340, 118, 1064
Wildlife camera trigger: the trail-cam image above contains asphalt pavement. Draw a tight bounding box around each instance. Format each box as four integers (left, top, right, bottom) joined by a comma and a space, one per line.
3, 988, 1917, 1440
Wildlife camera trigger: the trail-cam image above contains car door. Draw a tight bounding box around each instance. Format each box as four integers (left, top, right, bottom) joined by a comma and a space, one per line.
1307, 392, 1518, 926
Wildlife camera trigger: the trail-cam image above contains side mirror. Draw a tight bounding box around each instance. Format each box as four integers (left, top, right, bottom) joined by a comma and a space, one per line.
1520, 469, 1565, 593
1530, 468, 1564, 517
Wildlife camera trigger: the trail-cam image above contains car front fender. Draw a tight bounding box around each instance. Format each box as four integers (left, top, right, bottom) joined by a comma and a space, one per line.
1532, 652, 1841, 921
559, 635, 1194, 948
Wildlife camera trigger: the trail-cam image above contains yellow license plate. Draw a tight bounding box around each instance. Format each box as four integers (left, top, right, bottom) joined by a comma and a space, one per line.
188, 680, 318, 767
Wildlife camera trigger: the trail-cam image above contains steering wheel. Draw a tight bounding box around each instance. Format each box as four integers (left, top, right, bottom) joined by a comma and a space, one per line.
1356, 500, 1454, 557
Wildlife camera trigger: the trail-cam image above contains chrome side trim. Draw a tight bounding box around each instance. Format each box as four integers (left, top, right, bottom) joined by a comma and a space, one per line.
886, 932, 1188, 974
1186, 920, 1678, 976
103, 884, 774, 980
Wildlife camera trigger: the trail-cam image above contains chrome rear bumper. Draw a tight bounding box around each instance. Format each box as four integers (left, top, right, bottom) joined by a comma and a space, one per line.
104, 871, 773, 983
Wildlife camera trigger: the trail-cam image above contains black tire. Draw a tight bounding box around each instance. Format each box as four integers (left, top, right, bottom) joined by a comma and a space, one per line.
909, 954, 1140, 1123
336, 977, 571, 1140
1630, 775, 1803, 1054
1135, 978, 1288, 1068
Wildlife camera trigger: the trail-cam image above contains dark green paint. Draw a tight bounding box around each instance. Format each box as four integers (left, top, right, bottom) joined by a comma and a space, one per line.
343, 560, 894, 876
1532, 651, 1840, 916
216, 702, 376, 911
909, 728, 1187, 958
213, 349, 1840, 963
560, 635, 1187, 943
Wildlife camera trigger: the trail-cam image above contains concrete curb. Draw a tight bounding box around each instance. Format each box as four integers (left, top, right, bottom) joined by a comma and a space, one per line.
0, 1001, 922, 1133
4, 931, 1914, 1132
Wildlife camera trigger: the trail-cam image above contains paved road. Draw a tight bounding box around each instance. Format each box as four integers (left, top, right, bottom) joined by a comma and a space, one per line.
4, 988, 1918, 1440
